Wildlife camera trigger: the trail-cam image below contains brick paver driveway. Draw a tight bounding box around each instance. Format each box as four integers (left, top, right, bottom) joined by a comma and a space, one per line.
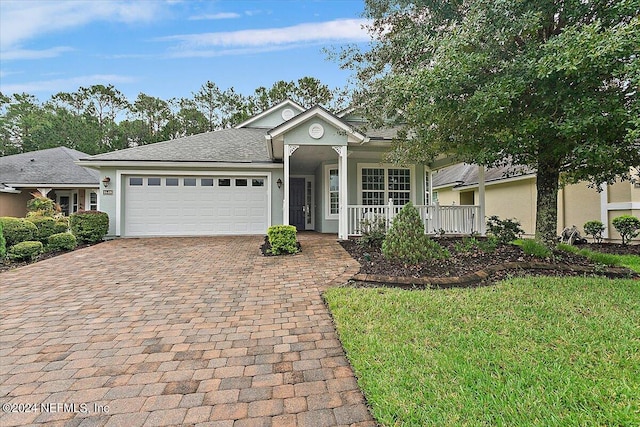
0, 234, 375, 427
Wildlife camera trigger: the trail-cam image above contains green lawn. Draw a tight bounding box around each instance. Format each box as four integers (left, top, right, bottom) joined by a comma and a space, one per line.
558, 243, 640, 273
325, 277, 640, 426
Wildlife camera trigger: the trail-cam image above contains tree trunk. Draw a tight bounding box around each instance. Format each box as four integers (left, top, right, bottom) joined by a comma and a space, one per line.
535, 157, 561, 246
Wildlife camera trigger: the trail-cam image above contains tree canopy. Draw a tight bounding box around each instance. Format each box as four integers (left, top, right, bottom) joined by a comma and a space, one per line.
0, 77, 342, 157
345, 0, 640, 243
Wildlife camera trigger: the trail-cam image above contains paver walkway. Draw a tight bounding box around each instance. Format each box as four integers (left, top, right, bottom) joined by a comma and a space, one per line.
0, 234, 375, 427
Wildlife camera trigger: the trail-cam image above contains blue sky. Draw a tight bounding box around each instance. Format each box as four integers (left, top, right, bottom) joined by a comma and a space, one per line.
0, 0, 371, 103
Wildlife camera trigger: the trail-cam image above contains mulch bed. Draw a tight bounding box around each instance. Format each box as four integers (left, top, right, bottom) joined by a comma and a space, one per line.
0, 243, 100, 274
340, 238, 639, 287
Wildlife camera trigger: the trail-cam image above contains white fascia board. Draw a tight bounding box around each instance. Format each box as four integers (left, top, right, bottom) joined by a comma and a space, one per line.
607, 202, 640, 210
235, 99, 305, 128
0, 187, 21, 194
4, 183, 98, 189
75, 160, 283, 169
268, 107, 367, 142
453, 173, 536, 190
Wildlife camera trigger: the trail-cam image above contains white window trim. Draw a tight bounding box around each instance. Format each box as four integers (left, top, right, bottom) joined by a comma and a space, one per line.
85, 189, 99, 211
324, 164, 339, 220
357, 163, 416, 205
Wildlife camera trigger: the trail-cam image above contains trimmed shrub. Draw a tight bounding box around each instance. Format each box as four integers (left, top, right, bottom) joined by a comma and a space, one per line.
0, 217, 37, 247
267, 225, 299, 255
29, 216, 58, 243
612, 215, 640, 245
8, 241, 43, 261
382, 202, 449, 264
48, 232, 77, 252
486, 215, 524, 244
53, 217, 69, 234
583, 220, 605, 243
26, 194, 55, 217
0, 221, 6, 259
70, 210, 109, 243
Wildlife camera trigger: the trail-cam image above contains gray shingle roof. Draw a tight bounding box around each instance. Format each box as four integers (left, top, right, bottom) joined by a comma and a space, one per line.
83, 128, 271, 163
0, 147, 99, 186
433, 162, 534, 188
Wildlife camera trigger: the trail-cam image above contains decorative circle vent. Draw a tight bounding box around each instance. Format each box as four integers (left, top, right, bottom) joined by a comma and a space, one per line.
309, 123, 324, 139
281, 108, 295, 121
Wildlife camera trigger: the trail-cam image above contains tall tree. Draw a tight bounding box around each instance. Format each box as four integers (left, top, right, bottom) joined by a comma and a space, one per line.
345, 0, 640, 244
130, 93, 172, 144
0, 93, 46, 155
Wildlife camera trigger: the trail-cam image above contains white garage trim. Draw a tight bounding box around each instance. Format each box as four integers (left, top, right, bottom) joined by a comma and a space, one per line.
116, 169, 272, 236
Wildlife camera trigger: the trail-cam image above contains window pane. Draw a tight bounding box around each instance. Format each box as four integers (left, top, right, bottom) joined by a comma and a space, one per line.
362, 168, 384, 191
252, 179, 264, 187
166, 178, 179, 186
148, 177, 161, 186
219, 178, 231, 187
201, 178, 214, 186
362, 191, 384, 206
388, 169, 410, 191
184, 178, 196, 186
328, 168, 339, 216
235, 179, 247, 187
330, 193, 339, 215
130, 177, 143, 186
329, 169, 339, 191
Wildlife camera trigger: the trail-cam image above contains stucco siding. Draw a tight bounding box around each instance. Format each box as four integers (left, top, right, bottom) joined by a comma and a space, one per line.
558, 183, 601, 235
0, 192, 31, 217
484, 178, 537, 235
283, 118, 349, 146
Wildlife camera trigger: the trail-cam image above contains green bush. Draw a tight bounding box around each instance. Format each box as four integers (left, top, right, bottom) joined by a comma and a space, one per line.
454, 236, 498, 254
26, 194, 55, 217
0, 217, 37, 247
8, 241, 43, 261
0, 221, 6, 259
28, 216, 58, 243
70, 210, 109, 243
612, 215, 640, 245
521, 239, 552, 258
382, 202, 449, 264
53, 217, 69, 234
357, 216, 387, 249
583, 220, 605, 243
48, 232, 77, 252
267, 225, 299, 255
486, 215, 525, 244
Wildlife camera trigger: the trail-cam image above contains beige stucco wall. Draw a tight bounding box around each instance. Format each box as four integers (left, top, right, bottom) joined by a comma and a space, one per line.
0, 192, 31, 217
484, 179, 537, 236
557, 183, 601, 234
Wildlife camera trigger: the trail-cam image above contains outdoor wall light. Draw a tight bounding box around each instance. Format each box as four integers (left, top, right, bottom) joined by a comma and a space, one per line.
277, 178, 283, 189
102, 177, 111, 188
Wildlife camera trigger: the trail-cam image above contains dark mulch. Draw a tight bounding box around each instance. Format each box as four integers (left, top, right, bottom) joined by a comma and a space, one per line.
260, 236, 301, 256
0, 243, 100, 274
340, 237, 639, 285
582, 242, 640, 256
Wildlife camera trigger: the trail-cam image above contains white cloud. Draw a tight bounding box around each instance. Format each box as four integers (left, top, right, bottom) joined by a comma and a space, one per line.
188, 12, 241, 21
1, 46, 75, 61
0, 74, 135, 95
158, 18, 371, 50
0, 1, 163, 53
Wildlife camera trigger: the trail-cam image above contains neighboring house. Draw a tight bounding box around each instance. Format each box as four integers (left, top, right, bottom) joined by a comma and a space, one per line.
432, 162, 640, 242
0, 147, 100, 217
78, 100, 439, 239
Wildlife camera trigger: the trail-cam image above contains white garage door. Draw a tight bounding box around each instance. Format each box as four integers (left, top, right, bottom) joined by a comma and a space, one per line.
124, 175, 269, 236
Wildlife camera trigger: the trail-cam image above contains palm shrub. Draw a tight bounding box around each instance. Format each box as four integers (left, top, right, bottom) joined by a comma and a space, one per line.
70, 211, 109, 243
8, 241, 43, 261
0, 221, 6, 259
612, 215, 640, 245
583, 220, 605, 243
26, 194, 55, 217
382, 202, 449, 264
0, 217, 37, 247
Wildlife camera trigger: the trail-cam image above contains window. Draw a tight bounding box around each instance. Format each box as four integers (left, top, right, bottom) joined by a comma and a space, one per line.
252, 179, 264, 187
72, 193, 79, 213
235, 179, 247, 187
148, 177, 161, 186
201, 178, 214, 187
184, 178, 196, 186
360, 166, 412, 205
328, 168, 339, 216
89, 191, 98, 210
130, 177, 143, 186
166, 178, 179, 186
218, 178, 231, 187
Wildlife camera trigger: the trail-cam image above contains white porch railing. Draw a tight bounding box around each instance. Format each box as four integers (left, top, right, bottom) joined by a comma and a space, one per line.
347, 200, 482, 236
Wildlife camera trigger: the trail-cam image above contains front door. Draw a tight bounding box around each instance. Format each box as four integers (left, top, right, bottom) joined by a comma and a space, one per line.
289, 178, 305, 230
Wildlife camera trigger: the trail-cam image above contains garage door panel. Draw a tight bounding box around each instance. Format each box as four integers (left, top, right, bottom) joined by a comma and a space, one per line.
124, 175, 268, 236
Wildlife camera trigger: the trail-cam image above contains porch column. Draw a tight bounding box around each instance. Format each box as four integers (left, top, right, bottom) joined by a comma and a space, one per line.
333, 145, 348, 239
426, 167, 433, 204
478, 164, 486, 235
283, 144, 299, 225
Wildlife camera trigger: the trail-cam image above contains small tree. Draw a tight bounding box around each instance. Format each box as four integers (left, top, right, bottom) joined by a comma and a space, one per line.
26, 193, 55, 217
612, 215, 640, 245
583, 220, 605, 244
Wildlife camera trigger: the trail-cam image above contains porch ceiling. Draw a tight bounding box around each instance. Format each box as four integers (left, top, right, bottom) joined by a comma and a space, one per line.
289, 145, 337, 174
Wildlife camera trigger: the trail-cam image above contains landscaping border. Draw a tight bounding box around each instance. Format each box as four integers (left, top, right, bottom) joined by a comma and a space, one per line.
352, 262, 638, 288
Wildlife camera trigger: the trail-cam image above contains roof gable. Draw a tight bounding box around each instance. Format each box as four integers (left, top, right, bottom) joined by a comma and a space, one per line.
235, 99, 305, 129
268, 105, 367, 143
